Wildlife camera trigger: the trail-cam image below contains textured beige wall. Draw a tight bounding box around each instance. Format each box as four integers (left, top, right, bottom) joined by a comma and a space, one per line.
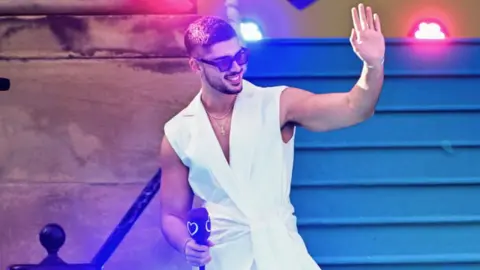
0, 58, 199, 270
0, 4, 200, 269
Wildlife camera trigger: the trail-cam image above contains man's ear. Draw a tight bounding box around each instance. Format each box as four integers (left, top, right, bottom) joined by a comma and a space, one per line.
189, 58, 201, 73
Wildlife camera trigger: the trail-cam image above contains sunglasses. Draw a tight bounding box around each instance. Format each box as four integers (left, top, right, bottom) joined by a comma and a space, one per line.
196, 47, 250, 72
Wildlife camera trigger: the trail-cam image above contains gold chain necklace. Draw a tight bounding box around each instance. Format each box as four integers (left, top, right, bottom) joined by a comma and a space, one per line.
205, 104, 234, 136
213, 117, 231, 136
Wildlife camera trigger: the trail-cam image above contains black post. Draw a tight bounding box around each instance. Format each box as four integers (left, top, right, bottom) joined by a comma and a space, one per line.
0, 77, 10, 91
7, 224, 97, 270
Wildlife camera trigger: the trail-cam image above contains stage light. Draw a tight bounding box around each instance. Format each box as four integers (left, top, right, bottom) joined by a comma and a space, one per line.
240, 21, 263, 42
413, 21, 447, 40
286, 0, 317, 10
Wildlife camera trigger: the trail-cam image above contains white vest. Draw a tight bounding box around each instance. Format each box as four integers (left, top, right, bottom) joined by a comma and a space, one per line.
164, 80, 320, 270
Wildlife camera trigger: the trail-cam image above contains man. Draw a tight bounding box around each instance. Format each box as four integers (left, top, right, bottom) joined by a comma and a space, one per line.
159, 3, 384, 270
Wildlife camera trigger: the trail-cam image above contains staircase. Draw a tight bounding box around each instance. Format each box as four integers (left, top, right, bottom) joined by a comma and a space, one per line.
246, 38, 480, 270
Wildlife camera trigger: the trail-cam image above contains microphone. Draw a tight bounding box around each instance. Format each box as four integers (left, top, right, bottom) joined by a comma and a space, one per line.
187, 207, 211, 270
0, 78, 10, 91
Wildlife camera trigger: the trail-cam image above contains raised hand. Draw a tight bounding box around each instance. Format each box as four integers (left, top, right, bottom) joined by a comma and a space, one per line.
350, 3, 385, 67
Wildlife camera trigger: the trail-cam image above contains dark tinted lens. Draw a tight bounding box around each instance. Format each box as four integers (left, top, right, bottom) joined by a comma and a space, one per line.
215, 58, 233, 72
235, 49, 249, 65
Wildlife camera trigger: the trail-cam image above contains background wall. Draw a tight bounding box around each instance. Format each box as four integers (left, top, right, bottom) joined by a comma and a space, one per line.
199, 0, 480, 38
0, 1, 200, 269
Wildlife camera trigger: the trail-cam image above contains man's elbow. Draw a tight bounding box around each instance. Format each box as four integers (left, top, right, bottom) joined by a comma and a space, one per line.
159, 210, 169, 234
161, 210, 185, 227
361, 106, 375, 120
159, 211, 181, 239
346, 93, 377, 124
350, 104, 375, 125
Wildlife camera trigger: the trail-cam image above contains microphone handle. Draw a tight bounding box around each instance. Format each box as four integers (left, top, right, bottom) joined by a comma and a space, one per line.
196, 239, 207, 270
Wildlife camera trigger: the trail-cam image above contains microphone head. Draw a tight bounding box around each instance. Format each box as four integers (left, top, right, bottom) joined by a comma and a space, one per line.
0, 78, 10, 91
186, 207, 211, 245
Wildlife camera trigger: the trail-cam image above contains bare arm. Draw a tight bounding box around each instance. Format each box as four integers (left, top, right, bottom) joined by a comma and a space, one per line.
159, 135, 193, 253
281, 63, 384, 132
281, 4, 385, 132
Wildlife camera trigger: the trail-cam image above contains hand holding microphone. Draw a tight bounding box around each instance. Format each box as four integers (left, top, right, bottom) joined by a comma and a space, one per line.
185, 207, 214, 269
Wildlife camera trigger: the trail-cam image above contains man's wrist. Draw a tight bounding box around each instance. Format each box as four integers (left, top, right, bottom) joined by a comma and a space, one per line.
364, 57, 385, 69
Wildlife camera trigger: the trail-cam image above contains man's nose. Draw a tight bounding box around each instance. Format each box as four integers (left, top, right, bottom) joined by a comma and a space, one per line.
230, 61, 242, 72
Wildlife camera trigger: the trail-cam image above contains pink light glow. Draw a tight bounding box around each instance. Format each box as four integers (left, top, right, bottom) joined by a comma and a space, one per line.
414, 22, 447, 40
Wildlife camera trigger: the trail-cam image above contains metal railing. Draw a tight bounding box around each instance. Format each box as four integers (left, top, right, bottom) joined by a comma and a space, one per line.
7, 168, 162, 270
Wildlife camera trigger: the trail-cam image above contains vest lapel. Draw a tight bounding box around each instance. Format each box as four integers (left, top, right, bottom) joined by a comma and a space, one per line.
184, 81, 262, 216
186, 92, 247, 212
229, 81, 262, 186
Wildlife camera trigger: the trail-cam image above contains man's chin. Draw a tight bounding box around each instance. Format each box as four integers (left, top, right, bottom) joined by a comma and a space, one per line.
221, 87, 242, 95
223, 81, 243, 95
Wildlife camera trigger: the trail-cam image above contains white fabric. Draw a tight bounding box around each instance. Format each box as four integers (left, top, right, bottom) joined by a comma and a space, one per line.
164, 80, 320, 270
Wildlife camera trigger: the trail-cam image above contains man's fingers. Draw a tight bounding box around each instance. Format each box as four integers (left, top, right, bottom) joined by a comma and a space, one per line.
352, 3, 380, 33
186, 249, 207, 258
358, 3, 368, 30
351, 7, 361, 33
187, 254, 212, 266
349, 28, 357, 44
185, 240, 213, 266
200, 256, 212, 265
188, 242, 210, 252
374, 13, 382, 32
366, 6, 374, 29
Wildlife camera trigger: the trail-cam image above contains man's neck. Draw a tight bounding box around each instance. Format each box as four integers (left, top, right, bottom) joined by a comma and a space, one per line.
200, 85, 237, 114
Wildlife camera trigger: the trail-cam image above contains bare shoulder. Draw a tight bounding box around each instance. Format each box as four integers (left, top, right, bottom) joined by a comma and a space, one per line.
279, 87, 315, 126
159, 135, 189, 189
159, 135, 183, 168
159, 135, 193, 215
159, 131, 190, 185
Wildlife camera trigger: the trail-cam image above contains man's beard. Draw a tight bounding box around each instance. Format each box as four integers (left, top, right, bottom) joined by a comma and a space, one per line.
204, 71, 243, 95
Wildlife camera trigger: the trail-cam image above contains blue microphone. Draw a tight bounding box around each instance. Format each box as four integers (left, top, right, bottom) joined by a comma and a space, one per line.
187, 208, 211, 270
